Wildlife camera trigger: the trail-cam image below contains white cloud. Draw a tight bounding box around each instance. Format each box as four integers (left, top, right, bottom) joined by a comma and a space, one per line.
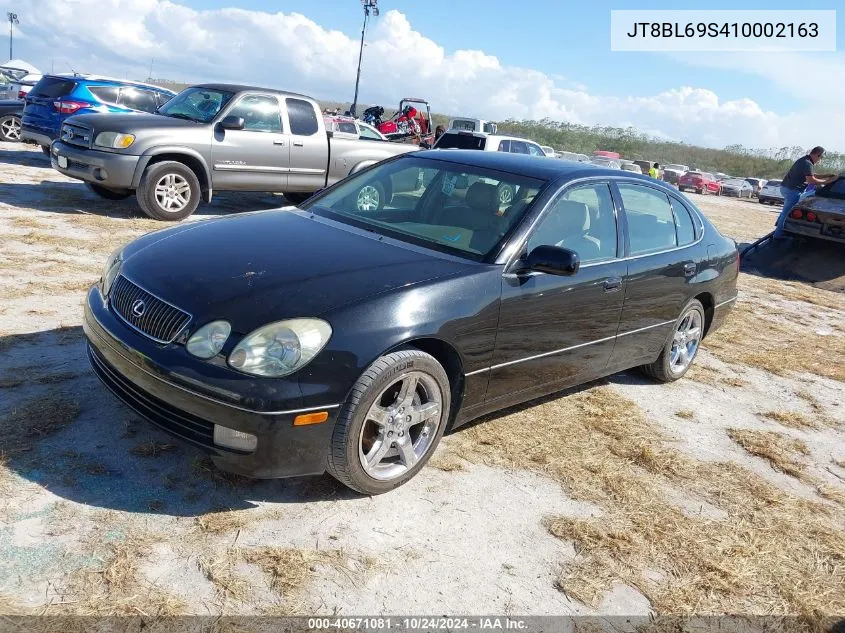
4, 0, 844, 150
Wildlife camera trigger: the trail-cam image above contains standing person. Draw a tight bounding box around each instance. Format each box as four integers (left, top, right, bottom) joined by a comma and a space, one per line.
775, 146, 837, 238
648, 163, 659, 179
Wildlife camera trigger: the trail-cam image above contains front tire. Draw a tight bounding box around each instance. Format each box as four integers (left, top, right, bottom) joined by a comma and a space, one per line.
327, 350, 451, 495
136, 161, 201, 221
640, 299, 705, 383
0, 115, 21, 142
86, 183, 132, 200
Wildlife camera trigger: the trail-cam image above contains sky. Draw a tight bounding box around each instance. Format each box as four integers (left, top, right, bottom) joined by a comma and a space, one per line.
2, 0, 844, 151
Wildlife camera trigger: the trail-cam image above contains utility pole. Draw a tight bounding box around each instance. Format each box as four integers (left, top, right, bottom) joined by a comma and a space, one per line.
7, 12, 19, 61
350, 0, 378, 118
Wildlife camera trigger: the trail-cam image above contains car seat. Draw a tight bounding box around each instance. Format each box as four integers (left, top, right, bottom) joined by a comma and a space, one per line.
531, 200, 601, 260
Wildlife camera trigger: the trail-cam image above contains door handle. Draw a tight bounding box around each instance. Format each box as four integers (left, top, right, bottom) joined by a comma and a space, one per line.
273, 140, 285, 145
603, 277, 622, 292
684, 262, 697, 277
293, 141, 304, 147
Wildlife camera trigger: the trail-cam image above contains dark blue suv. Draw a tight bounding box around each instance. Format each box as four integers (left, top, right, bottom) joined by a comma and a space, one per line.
21, 74, 176, 154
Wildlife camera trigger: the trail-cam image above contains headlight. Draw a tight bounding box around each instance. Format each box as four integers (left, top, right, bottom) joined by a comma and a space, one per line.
227, 319, 332, 378
94, 132, 135, 149
102, 247, 123, 296
186, 321, 231, 359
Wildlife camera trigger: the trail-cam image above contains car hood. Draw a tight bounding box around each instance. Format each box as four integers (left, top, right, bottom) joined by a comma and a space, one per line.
119, 210, 474, 333
65, 111, 199, 133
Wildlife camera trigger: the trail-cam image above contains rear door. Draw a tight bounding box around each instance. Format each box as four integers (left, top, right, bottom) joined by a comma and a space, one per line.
610, 182, 703, 365
22, 76, 76, 139
283, 97, 329, 191
211, 93, 289, 191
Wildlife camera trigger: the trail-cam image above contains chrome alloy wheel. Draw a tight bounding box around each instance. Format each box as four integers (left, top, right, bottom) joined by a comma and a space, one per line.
670, 308, 703, 373
356, 185, 380, 211
1, 116, 21, 141
358, 371, 444, 481
154, 173, 191, 212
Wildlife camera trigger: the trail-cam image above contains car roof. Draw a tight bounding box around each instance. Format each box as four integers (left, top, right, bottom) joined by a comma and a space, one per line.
415, 149, 668, 184
42, 73, 175, 92
193, 83, 312, 99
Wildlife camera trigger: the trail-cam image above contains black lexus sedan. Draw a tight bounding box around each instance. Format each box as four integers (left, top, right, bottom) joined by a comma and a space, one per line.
84, 150, 739, 495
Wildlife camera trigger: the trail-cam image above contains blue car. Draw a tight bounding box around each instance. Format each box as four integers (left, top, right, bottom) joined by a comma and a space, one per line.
21, 74, 176, 154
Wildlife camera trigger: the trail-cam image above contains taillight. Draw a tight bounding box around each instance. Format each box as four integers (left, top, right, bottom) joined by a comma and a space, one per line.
790, 208, 803, 219
805, 211, 817, 222
17, 90, 26, 99
53, 100, 90, 114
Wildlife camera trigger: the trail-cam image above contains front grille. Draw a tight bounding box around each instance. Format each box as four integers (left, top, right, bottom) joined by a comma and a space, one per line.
109, 275, 191, 344
87, 345, 220, 451
60, 122, 92, 148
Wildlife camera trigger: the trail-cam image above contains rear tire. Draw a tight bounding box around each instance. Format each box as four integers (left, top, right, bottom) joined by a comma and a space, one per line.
86, 183, 132, 200
136, 161, 201, 221
326, 350, 451, 495
0, 115, 21, 142
639, 299, 705, 383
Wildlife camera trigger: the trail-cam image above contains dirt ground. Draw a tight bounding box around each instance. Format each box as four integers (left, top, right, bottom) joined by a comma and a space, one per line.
1, 141, 843, 621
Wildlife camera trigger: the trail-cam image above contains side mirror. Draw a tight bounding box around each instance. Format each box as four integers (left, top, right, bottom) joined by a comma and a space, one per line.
524, 245, 580, 276
219, 115, 244, 131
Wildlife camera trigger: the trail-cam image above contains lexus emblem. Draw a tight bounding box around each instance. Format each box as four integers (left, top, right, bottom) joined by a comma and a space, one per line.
131, 299, 146, 317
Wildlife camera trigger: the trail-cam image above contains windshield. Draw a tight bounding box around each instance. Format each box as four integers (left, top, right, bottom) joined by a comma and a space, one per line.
157, 87, 235, 123
301, 155, 547, 261
765, 180, 781, 187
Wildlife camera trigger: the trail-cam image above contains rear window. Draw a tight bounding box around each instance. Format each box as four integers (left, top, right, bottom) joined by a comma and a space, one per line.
119, 87, 160, 113
685, 172, 702, 177
434, 132, 486, 150
88, 86, 119, 104
766, 180, 781, 187
286, 98, 319, 136
30, 77, 75, 98
818, 177, 845, 199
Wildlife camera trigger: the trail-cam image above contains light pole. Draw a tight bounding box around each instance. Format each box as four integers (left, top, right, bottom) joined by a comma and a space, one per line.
350, 0, 378, 118
7, 12, 18, 61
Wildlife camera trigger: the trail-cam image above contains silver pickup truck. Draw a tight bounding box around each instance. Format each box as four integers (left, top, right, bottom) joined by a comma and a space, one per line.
50, 83, 419, 220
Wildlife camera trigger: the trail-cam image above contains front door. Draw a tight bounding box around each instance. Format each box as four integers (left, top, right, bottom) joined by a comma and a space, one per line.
485, 181, 626, 403
610, 183, 703, 364
211, 93, 289, 191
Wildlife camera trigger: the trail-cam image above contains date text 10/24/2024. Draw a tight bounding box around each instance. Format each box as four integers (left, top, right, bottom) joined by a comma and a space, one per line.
308, 618, 528, 630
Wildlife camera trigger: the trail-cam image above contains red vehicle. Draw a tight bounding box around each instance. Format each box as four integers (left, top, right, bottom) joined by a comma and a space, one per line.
678, 171, 721, 195
593, 150, 621, 159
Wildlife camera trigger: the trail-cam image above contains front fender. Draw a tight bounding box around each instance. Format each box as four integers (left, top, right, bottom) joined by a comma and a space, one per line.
132, 146, 214, 202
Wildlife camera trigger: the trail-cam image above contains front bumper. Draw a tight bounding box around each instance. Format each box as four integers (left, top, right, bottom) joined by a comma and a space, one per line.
51, 141, 141, 190
83, 286, 339, 478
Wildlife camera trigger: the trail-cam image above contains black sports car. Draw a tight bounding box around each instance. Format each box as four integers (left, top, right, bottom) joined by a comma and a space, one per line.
0, 99, 24, 142
83, 150, 739, 494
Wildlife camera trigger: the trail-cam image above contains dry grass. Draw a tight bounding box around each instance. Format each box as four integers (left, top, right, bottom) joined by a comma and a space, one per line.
0, 390, 81, 457
197, 554, 250, 603
428, 453, 466, 472
130, 440, 177, 458
451, 385, 845, 617
761, 410, 819, 430
727, 429, 809, 478
685, 363, 746, 389
191, 456, 254, 488
0, 367, 79, 389
705, 300, 845, 382
794, 390, 825, 414
195, 509, 250, 535
675, 409, 695, 420
241, 547, 352, 596
741, 274, 844, 312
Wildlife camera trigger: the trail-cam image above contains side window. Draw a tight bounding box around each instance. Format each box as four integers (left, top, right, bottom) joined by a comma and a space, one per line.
286, 98, 319, 136
617, 183, 677, 255
119, 88, 160, 113
156, 92, 173, 108
88, 86, 119, 104
527, 143, 545, 157
673, 199, 697, 245
226, 95, 282, 133
497, 140, 510, 152
509, 140, 528, 154
359, 125, 382, 140
526, 183, 618, 263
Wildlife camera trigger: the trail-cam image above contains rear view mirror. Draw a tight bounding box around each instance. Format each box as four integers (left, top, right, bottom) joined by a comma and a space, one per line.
219, 115, 245, 131
525, 245, 580, 276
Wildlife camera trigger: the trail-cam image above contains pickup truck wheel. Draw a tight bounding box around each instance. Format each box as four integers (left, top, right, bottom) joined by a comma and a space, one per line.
355, 182, 385, 212
0, 115, 21, 142
137, 161, 201, 221
86, 183, 132, 200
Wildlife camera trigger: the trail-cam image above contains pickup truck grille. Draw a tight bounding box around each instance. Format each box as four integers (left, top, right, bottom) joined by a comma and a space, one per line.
109, 275, 192, 344
60, 122, 93, 148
